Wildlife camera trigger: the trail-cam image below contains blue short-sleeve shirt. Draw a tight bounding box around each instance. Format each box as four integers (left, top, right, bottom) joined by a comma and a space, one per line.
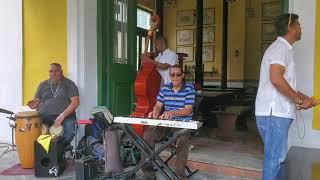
157, 82, 195, 120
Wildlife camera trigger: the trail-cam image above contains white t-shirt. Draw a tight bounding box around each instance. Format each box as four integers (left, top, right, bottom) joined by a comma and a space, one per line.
255, 37, 296, 119
155, 48, 178, 84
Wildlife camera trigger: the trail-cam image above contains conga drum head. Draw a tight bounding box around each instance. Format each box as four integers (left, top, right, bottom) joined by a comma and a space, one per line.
15, 111, 39, 118
49, 125, 64, 137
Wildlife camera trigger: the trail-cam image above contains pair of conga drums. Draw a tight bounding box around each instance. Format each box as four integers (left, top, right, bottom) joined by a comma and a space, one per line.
15, 111, 41, 169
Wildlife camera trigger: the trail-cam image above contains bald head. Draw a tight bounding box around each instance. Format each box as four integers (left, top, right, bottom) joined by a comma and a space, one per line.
155, 36, 168, 52
49, 63, 63, 83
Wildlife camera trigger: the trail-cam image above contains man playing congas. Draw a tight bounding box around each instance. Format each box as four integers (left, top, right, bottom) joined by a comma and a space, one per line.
27, 63, 80, 148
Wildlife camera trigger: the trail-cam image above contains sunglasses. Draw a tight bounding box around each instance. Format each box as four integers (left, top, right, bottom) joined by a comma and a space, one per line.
169, 72, 183, 77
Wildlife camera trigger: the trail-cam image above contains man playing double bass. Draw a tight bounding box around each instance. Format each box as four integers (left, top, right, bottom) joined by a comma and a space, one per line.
142, 64, 195, 180
141, 35, 178, 85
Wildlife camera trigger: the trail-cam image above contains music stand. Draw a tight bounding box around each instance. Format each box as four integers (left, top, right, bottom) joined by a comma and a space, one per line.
0, 108, 16, 158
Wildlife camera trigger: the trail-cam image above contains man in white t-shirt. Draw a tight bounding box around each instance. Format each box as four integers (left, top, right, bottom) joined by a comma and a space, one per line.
255, 13, 315, 180
142, 36, 178, 85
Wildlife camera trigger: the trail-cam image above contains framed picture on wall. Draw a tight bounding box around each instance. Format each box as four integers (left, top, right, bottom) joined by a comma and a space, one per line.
262, 22, 277, 41
177, 10, 195, 26
203, 8, 215, 25
202, 46, 214, 62
262, 2, 281, 21
176, 29, 194, 45
203, 26, 215, 43
176, 46, 194, 61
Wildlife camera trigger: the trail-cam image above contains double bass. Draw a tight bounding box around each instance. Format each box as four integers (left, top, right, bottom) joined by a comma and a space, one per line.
131, 15, 161, 136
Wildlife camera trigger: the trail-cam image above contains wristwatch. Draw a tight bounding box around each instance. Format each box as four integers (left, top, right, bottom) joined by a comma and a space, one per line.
296, 99, 303, 105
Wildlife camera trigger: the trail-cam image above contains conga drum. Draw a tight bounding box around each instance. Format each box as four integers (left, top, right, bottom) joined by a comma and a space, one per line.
15, 111, 41, 168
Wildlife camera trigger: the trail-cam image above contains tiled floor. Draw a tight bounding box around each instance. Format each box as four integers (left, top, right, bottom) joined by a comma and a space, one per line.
0, 119, 262, 179
0, 150, 256, 180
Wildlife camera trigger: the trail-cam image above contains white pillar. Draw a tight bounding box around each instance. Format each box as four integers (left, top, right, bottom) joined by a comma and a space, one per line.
0, 0, 22, 142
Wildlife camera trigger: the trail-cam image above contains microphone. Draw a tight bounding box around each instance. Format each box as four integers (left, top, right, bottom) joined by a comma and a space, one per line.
0, 108, 14, 115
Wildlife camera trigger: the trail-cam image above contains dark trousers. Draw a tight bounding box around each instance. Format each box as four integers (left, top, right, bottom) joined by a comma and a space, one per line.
142, 126, 191, 178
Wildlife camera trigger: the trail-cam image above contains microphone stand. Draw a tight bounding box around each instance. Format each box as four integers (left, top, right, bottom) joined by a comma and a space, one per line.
0, 115, 16, 158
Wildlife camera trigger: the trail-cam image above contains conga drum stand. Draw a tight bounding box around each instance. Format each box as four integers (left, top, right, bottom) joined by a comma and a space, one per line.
0, 114, 16, 158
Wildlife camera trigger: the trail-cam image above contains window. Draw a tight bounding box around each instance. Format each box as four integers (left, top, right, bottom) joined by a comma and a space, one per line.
114, 0, 128, 64
136, 8, 152, 70
137, 8, 151, 30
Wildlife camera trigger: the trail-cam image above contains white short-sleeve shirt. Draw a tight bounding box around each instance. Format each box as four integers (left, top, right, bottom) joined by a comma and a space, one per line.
255, 37, 296, 119
155, 49, 178, 84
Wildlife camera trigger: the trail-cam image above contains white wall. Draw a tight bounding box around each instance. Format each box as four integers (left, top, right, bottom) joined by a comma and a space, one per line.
288, 0, 320, 149
0, 0, 22, 142
67, 0, 98, 139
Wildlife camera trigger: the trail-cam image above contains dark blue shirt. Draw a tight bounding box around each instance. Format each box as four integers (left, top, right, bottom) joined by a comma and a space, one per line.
157, 82, 195, 120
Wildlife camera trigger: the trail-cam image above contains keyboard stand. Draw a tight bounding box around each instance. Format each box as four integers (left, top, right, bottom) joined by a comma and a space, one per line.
107, 123, 185, 180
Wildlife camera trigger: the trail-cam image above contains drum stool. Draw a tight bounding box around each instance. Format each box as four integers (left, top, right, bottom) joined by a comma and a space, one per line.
34, 138, 66, 177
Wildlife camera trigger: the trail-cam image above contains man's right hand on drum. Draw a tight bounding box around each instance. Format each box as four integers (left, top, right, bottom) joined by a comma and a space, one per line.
27, 98, 40, 109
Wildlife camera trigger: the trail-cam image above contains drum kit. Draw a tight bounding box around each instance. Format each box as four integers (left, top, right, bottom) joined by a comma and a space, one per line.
0, 107, 63, 169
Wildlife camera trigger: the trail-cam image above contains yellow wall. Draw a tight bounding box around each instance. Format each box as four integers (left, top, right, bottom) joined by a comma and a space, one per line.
313, 0, 320, 129
23, 0, 67, 104
244, 0, 262, 81
227, 0, 246, 81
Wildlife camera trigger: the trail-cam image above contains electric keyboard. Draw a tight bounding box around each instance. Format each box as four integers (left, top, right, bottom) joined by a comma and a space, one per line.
113, 116, 202, 129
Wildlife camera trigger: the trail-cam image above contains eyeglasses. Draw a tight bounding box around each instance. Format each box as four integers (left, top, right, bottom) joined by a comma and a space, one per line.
288, 13, 292, 30
169, 73, 183, 77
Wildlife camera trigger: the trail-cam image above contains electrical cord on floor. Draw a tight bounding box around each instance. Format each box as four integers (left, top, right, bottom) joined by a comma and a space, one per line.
151, 125, 167, 143
294, 110, 305, 140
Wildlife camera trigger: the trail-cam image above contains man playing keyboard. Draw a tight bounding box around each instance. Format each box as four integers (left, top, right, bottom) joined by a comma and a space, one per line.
143, 64, 196, 180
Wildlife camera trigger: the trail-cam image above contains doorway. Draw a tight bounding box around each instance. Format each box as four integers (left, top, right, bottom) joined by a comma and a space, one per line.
97, 0, 137, 115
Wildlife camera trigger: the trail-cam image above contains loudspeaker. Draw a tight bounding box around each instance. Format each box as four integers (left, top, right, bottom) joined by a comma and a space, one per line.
75, 156, 99, 180
34, 138, 66, 177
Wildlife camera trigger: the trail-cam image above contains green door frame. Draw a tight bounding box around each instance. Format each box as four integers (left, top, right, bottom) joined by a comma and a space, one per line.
97, 0, 137, 112
281, 0, 289, 13
97, 0, 109, 106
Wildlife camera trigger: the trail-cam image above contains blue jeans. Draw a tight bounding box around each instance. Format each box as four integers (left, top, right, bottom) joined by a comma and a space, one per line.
256, 116, 292, 180
61, 115, 76, 146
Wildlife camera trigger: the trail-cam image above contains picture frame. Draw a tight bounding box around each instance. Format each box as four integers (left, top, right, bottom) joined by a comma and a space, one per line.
203, 26, 215, 43
203, 8, 215, 25
177, 10, 195, 26
202, 46, 214, 62
176, 29, 194, 45
262, 2, 281, 21
262, 22, 276, 41
176, 46, 194, 61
